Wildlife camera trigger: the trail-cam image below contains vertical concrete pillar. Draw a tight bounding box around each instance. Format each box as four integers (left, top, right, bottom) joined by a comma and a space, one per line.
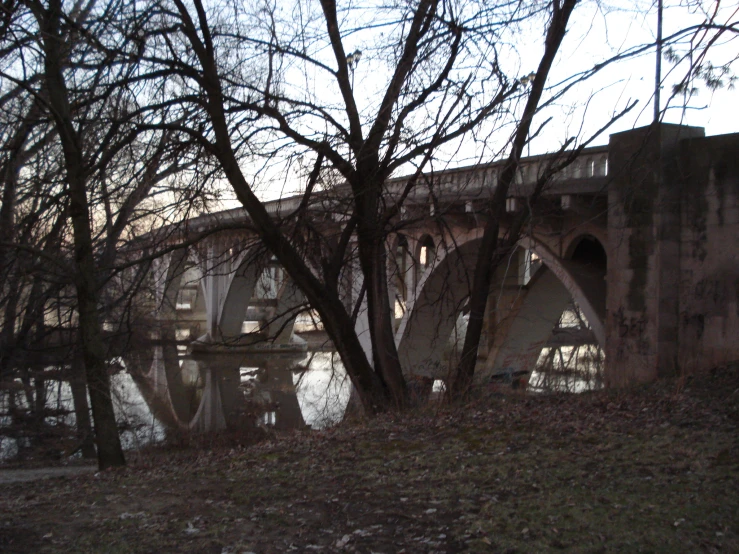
677, 134, 739, 371
204, 251, 215, 337
606, 123, 704, 386
350, 247, 373, 366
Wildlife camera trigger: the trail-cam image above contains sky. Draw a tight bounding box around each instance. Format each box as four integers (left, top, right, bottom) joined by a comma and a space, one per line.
530, 0, 739, 149
223, 0, 739, 203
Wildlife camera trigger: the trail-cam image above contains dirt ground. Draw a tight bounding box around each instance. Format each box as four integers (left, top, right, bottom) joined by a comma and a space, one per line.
1, 367, 737, 553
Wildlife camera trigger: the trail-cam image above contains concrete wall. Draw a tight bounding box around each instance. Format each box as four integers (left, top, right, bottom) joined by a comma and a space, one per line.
606, 124, 738, 385
677, 133, 739, 372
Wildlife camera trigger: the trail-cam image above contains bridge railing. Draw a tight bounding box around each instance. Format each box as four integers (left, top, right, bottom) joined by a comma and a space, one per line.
179, 146, 609, 228
381, 146, 609, 207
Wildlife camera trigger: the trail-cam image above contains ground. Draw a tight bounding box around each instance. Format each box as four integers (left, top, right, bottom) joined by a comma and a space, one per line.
1, 367, 737, 553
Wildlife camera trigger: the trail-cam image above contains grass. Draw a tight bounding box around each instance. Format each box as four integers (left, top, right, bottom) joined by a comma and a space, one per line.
1, 366, 737, 553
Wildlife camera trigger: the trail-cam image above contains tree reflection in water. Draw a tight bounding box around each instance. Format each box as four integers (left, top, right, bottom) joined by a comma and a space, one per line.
131, 348, 353, 436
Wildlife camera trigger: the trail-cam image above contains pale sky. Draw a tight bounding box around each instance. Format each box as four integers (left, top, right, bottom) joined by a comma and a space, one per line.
223, 0, 738, 203
531, 0, 739, 148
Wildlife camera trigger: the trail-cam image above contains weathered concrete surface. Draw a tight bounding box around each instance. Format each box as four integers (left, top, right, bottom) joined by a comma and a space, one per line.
677, 133, 739, 374
484, 267, 572, 380
396, 240, 478, 379
606, 124, 739, 385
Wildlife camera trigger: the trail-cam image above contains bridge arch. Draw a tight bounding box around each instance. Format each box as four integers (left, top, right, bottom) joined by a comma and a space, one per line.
519, 234, 606, 347
481, 234, 606, 382
148, 248, 212, 423
215, 249, 308, 347
158, 248, 204, 315
217, 249, 269, 338
395, 229, 607, 381
395, 231, 480, 378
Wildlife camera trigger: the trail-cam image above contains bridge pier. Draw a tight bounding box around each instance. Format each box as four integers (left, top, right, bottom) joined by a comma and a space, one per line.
606, 123, 739, 385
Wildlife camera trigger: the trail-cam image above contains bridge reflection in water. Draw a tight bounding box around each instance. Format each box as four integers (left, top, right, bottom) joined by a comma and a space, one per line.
125, 343, 602, 440
126, 347, 351, 435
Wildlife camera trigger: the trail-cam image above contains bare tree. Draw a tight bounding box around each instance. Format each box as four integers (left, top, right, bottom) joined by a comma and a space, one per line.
448, 0, 579, 398
0, 0, 202, 467
137, 0, 610, 411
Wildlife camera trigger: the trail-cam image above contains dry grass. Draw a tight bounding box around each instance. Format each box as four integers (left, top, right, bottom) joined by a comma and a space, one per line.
1, 366, 737, 553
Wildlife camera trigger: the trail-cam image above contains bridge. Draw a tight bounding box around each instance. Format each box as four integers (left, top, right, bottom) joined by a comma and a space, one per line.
131, 123, 738, 430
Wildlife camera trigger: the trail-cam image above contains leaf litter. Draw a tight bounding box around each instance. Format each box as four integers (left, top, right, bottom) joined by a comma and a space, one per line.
0, 365, 737, 553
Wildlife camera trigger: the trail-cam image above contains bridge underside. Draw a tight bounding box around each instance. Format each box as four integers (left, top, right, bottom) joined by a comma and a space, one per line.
393, 233, 607, 385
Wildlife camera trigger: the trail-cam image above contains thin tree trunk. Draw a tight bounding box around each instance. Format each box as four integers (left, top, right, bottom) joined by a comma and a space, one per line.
70, 352, 96, 459
449, 0, 577, 400
33, 377, 45, 421
355, 218, 407, 408
0, 158, 21, 378
36, 0, 125, 469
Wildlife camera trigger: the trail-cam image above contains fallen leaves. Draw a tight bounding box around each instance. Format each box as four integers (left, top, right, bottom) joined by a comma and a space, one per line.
0, 366, 737, 552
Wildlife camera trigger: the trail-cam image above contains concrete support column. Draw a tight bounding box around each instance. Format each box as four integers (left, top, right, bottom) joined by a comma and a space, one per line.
205, 242, 220, 338
206, 240, 249, 340
606, 123, 704, 386
482, 268, 572, 382
350, 246, 373, 366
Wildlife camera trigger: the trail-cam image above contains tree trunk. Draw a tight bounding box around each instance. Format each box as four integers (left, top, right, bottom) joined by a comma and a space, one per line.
36, 0, 125, 469
70, 352, 97, 459
449, 0, 578, 400
33, 377, 46, 421
355, 213, 408, 408
177, 11, 394, 412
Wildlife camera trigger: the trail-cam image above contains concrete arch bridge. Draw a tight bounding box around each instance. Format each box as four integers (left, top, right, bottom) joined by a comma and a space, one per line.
136, 124, 738, 412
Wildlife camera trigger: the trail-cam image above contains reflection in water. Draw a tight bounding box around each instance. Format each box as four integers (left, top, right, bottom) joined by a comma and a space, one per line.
193, 351, 351, 431
134, 348, 352, 437
1, 297, 602, 461
530, 344, 604, 393
0, 350, 351, 461
529, 301, 604, 393
293, 352, 351, 429
0, 370, 165, 461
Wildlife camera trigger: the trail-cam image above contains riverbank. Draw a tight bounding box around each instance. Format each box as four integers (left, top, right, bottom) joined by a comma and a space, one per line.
1, 366, 737, 553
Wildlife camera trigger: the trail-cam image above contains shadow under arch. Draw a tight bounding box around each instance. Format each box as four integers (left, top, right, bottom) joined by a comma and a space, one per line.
395, 237, 478, 378
518, 235, 606, 346
395, 230, 607, 381
481, 235, 607, 382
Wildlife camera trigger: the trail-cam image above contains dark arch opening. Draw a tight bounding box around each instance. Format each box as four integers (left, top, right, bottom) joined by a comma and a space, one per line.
412, 235, 437, 298
418, 235, 436, 268
569, 235, 607, 269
